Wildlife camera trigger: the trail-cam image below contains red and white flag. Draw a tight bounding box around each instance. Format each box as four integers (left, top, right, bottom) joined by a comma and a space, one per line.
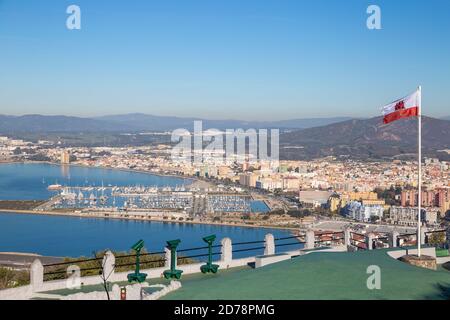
381, 88, 421, 124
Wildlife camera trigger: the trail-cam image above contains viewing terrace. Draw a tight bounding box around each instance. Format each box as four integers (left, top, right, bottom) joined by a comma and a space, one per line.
164, 248, 450, 300
1, 228, 448, 300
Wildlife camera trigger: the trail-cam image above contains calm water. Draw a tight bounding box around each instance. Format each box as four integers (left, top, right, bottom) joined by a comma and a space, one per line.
0, 163, 268, 212
0, 212, 296, 258
0, 163, 295, 257
0, 163, 191, 200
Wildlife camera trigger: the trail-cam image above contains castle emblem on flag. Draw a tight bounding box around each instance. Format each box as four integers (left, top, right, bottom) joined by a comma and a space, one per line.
394, 101, 405, 111
381, 89, 420, 124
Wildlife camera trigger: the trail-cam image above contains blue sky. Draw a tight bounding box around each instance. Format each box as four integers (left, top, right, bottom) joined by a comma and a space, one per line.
0, 0, 449, 120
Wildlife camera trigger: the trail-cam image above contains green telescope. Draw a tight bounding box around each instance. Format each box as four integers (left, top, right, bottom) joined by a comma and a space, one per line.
200, 234, 219, 274
202, 235, 216, 243
131, 239, 145, 251
127, 239, 147, 283
163, 239, 183, 279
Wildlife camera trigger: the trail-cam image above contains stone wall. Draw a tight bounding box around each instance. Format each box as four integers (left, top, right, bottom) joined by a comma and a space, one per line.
60, 281, 182, 300
398, 254, 437, 270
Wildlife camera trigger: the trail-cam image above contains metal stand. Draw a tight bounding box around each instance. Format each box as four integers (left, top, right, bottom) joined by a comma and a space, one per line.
163, 239, 183, 279
127, 239, 147, 283
200, 235, 219, 274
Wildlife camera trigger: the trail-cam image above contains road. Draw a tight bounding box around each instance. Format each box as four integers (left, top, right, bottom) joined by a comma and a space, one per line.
0, 252, 63, 270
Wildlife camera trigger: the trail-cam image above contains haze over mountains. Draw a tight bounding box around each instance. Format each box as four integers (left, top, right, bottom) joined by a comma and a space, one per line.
0, 113, 351, 133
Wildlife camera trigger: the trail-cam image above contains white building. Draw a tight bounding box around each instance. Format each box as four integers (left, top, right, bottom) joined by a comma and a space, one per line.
256, 177, 283, 191
299, 190, 333, 208
389, 206, 439, 226
344, 201, 384, 222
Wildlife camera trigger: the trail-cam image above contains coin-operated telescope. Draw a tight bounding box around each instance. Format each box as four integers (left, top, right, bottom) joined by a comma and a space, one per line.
127, 239, 147, 283
163, 239, 183, 279
200, 234, 219, 274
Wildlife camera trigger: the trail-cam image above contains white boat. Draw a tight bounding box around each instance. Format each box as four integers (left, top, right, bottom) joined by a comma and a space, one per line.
47, 184, 62, 191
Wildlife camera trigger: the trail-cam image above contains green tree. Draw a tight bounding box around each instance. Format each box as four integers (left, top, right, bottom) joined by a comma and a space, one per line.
0, 267, 29, 289
428, 232, 446, 246
370, 216, 380, 223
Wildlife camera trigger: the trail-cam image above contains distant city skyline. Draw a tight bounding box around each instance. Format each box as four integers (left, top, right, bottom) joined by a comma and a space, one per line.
1, 0, 450, 120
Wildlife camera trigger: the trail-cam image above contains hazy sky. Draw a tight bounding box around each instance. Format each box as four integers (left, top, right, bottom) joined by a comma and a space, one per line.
0, 0, 449, 120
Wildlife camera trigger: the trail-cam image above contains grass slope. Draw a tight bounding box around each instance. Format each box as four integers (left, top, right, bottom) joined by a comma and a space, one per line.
164, 249, 450, 300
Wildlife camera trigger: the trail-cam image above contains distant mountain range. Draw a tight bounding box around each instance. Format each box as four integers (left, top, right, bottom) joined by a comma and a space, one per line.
0, 113, 352, 133
280, 116, 450, 160
1, 113, 448, 161
0, 114, 129, 133
97, 114, 352, 131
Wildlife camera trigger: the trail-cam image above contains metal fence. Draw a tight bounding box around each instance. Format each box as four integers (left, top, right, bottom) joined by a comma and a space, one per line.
42, 233, 312, 280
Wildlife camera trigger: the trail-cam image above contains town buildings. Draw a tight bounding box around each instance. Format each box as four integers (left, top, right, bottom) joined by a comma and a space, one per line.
342, 201, 384, 222
388, 206, 439, 226
60, 150, 71, 164
401, 188, 450, 216
1, 134, 449, 227
298, 190, 333, 208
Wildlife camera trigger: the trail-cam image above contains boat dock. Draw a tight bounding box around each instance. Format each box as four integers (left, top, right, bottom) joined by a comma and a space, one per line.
41, 185, 271, 215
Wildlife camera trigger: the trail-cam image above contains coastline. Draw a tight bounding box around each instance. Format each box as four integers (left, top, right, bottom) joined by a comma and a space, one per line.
1, 160, 196, 182
0, 161, 287, 231
0, 160, 219, 191
0, 209, 299, 232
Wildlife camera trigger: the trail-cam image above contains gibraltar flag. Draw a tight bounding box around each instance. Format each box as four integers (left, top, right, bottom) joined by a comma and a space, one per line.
381, 88, 421, 124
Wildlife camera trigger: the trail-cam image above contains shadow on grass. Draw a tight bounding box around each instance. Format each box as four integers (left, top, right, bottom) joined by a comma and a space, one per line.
422, 283, 450, 300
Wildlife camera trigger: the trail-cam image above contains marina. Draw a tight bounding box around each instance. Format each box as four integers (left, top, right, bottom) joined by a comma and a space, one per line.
0, 162, 192, 200
0, 163, 270, 214
50, 186, 268, 214
0, 163, 282, 258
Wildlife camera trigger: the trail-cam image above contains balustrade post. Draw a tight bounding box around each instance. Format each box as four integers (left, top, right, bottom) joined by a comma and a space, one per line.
305, 229, 315, 249
220, 237, 232, 267
264, 233, 275, 255
30, 259, 44, 293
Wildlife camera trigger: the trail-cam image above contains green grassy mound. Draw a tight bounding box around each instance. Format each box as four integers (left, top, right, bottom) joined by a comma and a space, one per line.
164, 249, 450, 300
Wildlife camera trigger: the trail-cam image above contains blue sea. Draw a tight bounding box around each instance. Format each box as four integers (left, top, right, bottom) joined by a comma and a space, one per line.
0, 162, 191, 200
0, 163, 297, 257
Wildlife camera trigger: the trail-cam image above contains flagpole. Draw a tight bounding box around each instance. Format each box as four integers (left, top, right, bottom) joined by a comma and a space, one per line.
417, 85, 422, 257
